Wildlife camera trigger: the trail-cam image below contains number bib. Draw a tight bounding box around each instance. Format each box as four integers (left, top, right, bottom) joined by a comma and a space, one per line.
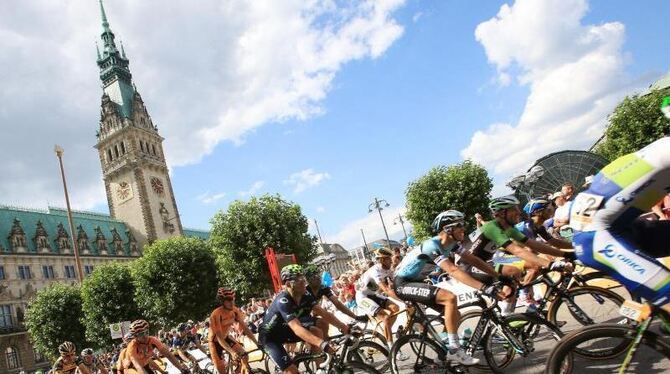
570, 192, 605, 232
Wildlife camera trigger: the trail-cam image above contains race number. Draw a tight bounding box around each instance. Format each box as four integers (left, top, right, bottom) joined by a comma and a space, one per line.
570, 192, 604, 231
618, 300, 650, 322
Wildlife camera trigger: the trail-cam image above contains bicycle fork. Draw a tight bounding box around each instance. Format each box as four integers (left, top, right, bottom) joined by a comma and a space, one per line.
618, 317, 652, 374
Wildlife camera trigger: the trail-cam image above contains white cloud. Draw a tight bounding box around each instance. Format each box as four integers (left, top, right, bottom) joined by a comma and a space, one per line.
462, 0, 647, 183
330, 206, 412, 249
197, 191, 226, 205
0, 0, 406, 210
238, 181, 265, 197
316, 206, 326, 213
284, 169, 331, 193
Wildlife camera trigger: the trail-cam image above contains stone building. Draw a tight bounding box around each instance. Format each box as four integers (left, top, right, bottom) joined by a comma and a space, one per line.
0, 1, 209, 372
312, 243, 351, 278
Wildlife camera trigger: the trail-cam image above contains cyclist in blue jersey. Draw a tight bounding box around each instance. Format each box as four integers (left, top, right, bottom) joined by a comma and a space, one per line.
572, 133, 670, 306
258, 264, 351, 374
393, 210, 508, 365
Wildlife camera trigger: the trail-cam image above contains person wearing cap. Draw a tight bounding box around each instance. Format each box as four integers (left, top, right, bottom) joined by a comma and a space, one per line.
356, 248, 403, 345
258, 264, 351, 374
52, 341, 91, 374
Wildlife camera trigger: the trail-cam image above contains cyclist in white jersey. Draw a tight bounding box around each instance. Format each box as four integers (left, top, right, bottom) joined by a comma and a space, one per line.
572, 133, 670, 305
356, 248, 402, 344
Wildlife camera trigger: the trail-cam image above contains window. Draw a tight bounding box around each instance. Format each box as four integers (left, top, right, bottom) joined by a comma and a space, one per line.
114, 145, 120, 158
84, 265, 94, 275
42, 265, 55, 279
5, 347, 20, 370
64, 265, 76, 279
140, 140, 145, 152
0, 305, 11, 328
0, 265, 4, 280
17, 265, 31, 280
121, 141, 126, 154
107, 149, 113, 162
152, 144, 157, 156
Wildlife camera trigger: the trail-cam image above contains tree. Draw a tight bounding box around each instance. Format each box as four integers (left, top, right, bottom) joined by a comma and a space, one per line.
210, 194, 316, 301
81, 263, 141, 349
405, 160, 493, 240
25, 283, 86, 361
594, 89, 670, 161
132, 237, 218, 328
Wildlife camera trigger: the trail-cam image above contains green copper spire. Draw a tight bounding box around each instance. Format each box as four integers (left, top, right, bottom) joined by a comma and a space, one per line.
95, 41, 101, 60
100, 0, 110, 31
119, 40, 126, 59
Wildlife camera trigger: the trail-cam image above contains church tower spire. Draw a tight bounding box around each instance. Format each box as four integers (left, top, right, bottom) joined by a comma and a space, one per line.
94, 0, 183, 246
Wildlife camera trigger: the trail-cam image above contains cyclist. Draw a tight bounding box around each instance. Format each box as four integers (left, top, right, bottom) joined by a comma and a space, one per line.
571, 133, 670, 306
355, 248, 403, 344
302, 264, 367, 334
125, 319, 189, 374
80, 348, 108, 374
52, 342, 91, 374
258, 264, 351, 374
393, 210, 508, 365
208, 287, 258, 374
171, 323, 201, 370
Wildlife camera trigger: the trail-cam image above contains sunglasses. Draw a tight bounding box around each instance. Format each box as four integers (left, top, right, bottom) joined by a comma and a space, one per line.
135, 330, 149, 337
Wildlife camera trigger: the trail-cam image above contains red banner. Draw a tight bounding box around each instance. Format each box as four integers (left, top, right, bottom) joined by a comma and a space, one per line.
265, 247, 297, 292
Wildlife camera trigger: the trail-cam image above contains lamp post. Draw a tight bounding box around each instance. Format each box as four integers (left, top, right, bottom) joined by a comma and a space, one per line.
368, 197, 391, 247
54, 145, 84, 283
360, 228, 369, 260
314, 219, 324, 245
394, 213, 408, 240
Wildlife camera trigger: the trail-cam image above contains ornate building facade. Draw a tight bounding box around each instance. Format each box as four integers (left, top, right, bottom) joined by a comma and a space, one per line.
0, 2, 208, 372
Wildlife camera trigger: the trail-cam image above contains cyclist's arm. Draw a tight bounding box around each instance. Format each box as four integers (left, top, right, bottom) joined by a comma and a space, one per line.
287, 319, 325, 347
547, 237, 573, 249
328, 294, 358, 319
77, 364, 92, 374
503, 241, 550, 267
129, 356, 149, 374
378, 280, 400, 300
439, 258, 485, 290
312, 304, 348, 333
154, 342, 188, 372
457, 252, 498, 278
214, 330, 236, 355
97, 363, 109, 374
523, 238, 570, 257
236, 314, 259, 346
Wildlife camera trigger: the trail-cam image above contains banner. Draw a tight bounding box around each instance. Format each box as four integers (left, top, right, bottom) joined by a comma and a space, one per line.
110, 321, 131, 339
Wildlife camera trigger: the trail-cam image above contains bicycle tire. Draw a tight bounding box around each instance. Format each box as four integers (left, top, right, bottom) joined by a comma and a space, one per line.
456, 309, 492, 372
547, 285, 627, 358
484, 312, 566, 373
573, 271, 635, 301
389, 333, 447, 374
363, 329, 389, 348
347, 340, 390, 372
338, 360, 384, 373
544, 323, 670, 374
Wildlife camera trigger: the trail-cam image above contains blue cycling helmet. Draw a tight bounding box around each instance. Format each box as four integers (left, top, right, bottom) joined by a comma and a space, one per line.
523, 199, 550, 216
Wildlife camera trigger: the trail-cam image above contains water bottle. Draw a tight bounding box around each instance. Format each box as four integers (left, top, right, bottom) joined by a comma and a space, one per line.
459, 328, 472, 347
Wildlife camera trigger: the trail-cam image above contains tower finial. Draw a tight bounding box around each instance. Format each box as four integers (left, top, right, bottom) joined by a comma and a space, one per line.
120, 40, 126, 58
99, 0, 110, 30
95, 41, 101, 60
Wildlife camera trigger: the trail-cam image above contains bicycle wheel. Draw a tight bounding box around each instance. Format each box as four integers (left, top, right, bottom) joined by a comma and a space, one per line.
456, 310, 490, 372
575, 271, 635, 301
544, 323, 670, 373
363, 329, 389, 348
347, 340, 390, 372
484, 312, 565, 373
390, 333, 452, 374
337, 360, 384, 373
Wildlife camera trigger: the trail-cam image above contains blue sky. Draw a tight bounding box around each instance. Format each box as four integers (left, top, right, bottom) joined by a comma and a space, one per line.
1, 0, 669, 249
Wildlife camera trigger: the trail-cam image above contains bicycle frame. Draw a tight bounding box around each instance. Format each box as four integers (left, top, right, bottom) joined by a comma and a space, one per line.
616, 306, 670, 373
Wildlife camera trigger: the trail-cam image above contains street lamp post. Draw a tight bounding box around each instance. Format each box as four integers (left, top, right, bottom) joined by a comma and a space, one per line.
368, 197, 391, 247
394, 213, 408, 239
54, 145, 84, 283
314, 219, 324, 245
360, 228, 369, 260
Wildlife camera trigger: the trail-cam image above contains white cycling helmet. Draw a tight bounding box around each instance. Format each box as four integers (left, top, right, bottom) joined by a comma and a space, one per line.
432, 210, 465, 233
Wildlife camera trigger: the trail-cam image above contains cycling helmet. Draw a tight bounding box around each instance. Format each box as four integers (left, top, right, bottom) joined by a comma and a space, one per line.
217, 287, 235, 300
489, 196, 520, 213
58, 341, 76, 356
431, 210, 465, 232
129, 319, 150, 334
280, 264, 304, 282
523, 199, 550, 216
303, 264, 320, 278
375, 248, 393, 258
122, 332, 134, 342
81, 348, 94, 357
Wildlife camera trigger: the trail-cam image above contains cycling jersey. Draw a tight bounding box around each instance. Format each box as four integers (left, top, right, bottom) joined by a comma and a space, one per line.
357, 263, 394, 296
572, 135, 670, 305
463, 221, 529, 262
395, 237, 460, 280
82, 356, 105, 372
515, 221, 553, 242
171, 334, 196, 350
208, 306, 244, 342
52, 356, 83, 374
126, 336, 164, 368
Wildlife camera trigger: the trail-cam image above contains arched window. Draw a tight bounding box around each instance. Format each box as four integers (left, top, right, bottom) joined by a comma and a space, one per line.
5, 346, 19, 369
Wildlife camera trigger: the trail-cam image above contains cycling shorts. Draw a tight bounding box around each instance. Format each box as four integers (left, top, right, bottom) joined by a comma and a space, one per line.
258, 329, 301, 371
355, 293, 389, 316
393, 277, 440, 307
573, 135, 670, 305
209, 336, 242, 366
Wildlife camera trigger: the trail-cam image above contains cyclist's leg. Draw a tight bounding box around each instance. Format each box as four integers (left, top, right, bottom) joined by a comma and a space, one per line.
314, 316, 329, 339
376, 295, 399, 343
208, 340, 227, 374
259, 332, 295, 374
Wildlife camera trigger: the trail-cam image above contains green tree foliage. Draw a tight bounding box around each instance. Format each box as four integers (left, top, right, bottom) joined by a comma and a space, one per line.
405, 160, 493, 239
594, 89, 670, 160
25, 283, 86, 361
132, 237, 218, 328
81, 263, 141, 348
210, 194, 316, 301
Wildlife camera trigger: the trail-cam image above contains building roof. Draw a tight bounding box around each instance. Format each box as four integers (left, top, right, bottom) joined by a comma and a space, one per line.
183, 228, 210, 241
649, 72, 670, 92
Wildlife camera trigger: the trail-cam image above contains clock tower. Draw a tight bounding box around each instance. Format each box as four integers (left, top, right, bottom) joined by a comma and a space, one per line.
94, 0, 182, 246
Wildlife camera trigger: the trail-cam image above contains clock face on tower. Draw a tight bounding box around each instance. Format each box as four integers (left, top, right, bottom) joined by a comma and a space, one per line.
150, 177, 165, 195
116, 181, 133, 203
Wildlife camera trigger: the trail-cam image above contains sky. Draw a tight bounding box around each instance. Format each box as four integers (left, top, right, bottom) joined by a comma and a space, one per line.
1, 0, 669, 250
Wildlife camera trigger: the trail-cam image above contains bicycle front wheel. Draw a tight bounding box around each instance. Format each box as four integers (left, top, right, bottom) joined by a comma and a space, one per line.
544, 323, 670, 373
390, 334, 450, 374
347, 340, 390, 373
485, 312, 565, 373
337, 360, 383, 373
